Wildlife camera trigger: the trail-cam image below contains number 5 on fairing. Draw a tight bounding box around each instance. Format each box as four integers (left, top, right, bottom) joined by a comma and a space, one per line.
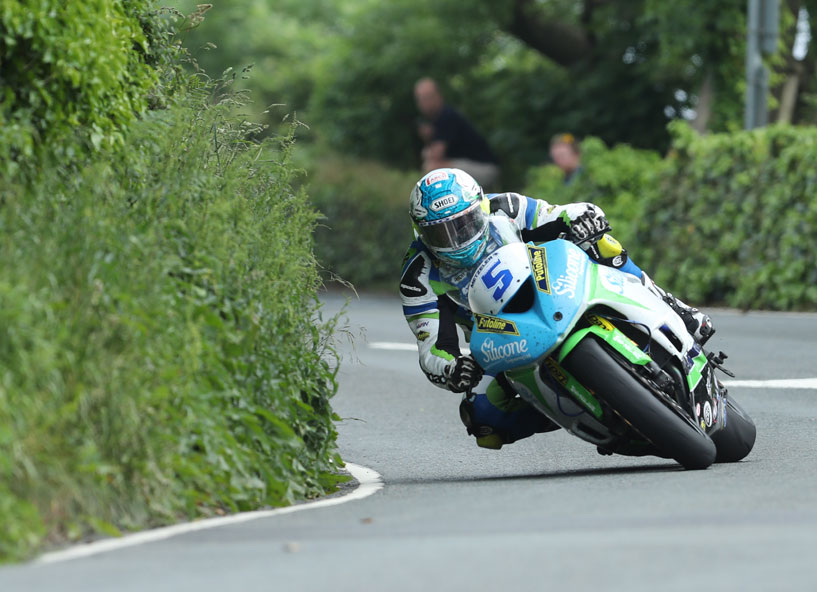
481, 260, 513, 301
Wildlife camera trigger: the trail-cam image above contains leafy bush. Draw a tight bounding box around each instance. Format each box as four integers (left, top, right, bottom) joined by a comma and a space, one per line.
307, 154, 419, 289
0, 85, 343, 561
636, 122, 817, 309
526, 124, 817, 310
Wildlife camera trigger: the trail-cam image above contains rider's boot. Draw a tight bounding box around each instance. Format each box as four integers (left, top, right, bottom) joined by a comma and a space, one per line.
642, 272, 715, 345
459, 377, 559, 450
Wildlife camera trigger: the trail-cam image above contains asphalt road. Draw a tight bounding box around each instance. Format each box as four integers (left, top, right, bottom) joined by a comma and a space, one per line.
2, 291, 816, 591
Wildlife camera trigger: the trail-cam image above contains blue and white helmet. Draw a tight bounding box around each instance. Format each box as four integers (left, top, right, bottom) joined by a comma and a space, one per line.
410, 168, 488, 268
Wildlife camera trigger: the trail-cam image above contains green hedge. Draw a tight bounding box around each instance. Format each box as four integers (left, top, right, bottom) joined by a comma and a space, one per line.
636, 122, 817, 309
524, 124, 817, 310
0, 3, 343, 562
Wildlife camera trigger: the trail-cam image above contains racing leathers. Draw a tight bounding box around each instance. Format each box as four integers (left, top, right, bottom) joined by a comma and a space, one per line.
399, 192, 643, 449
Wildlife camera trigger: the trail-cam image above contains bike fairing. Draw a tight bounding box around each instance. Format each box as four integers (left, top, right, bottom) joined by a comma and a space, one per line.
463, 238, 753, 467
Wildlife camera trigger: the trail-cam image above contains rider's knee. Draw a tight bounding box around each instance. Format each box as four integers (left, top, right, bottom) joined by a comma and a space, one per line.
459, 394, 504, 449
459, 390, 556, 449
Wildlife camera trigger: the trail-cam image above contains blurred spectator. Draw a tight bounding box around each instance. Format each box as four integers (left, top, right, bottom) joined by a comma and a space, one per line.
416, 117, 435, 145
414, 77, 499, 189
550, 133, 582, 185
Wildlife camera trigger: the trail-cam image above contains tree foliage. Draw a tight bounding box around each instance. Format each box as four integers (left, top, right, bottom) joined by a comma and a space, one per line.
169, 0, 816, 186
167, 0, 344, 136
308, 0, 806, 182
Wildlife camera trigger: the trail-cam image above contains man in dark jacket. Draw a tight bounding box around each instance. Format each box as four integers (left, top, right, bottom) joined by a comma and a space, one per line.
414, 77, 500, 188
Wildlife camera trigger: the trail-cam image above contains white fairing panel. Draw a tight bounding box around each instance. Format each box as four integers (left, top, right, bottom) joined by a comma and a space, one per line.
467, 242, 532, 316
591, 265, 695, 357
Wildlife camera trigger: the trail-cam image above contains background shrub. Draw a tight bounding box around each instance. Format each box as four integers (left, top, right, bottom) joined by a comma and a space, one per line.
307, 154, 419, 289
636, 122, 817, 309
524, 137, 664, 249
525, 124, 817, 310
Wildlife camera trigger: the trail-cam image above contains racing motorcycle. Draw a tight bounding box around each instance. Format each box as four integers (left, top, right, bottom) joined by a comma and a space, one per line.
467, 236, 756, 470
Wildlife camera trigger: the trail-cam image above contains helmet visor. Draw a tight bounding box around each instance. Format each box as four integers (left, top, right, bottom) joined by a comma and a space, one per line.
417, 201, 487, 252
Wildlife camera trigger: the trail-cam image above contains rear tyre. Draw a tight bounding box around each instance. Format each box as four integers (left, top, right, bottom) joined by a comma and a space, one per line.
711, 396, 756, 462
563, 337, 716, 470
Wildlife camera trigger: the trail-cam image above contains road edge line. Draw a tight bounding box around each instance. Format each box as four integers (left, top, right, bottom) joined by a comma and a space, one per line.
36, 462, 383, 565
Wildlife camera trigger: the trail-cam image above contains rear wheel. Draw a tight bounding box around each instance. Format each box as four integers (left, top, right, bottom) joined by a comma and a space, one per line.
563, 337, 716, 470
711, 396, 756, 462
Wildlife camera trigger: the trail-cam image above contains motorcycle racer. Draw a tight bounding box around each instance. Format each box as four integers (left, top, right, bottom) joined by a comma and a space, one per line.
400, 168, 714, 449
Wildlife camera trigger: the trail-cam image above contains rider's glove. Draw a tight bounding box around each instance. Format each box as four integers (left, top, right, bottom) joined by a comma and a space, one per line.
569, 209, 611, 245
444, 355, 484, 393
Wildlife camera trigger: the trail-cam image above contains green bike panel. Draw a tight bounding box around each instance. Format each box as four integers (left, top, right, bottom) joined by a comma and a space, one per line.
557, 324, 651, 366
687, 351, 708, 391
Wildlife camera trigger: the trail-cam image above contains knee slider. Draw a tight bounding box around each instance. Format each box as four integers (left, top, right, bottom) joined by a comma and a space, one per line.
475, 434, 504, 450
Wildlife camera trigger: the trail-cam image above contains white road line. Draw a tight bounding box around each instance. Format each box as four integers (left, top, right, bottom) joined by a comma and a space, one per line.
724, 378, 817, 389
369, 342, 418, 351
368, 343, 817, 390
37, 462, 383, 565
369, 341, 471, 353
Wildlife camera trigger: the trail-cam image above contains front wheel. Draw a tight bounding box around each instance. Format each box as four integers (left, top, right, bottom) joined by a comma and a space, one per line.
562, 337, 717, 470
711, 396, 756, 462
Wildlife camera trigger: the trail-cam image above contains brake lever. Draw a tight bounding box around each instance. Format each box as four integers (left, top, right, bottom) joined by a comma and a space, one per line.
557, 224, 611, 248
707, 351, 736, 378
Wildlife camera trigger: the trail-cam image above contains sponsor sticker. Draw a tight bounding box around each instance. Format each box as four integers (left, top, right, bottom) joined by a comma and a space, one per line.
400, 283, 424, 294
416, 331, 430, 342
526, 245, 550, 293
703, 401, 713, 427
586, 314, 615, 331
552, 247, 584, 298
429, 194, 458, 211
611, 330, 643, 359
544, 357, 566, 384
425, 171, 450, 186
544, 357, 602, 417
480, 337, 529, 363
474, 314, 519, 335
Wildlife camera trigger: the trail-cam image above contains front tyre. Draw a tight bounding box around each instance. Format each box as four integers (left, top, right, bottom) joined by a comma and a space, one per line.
563, 337, 717, 470
711, 396, 756, 462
